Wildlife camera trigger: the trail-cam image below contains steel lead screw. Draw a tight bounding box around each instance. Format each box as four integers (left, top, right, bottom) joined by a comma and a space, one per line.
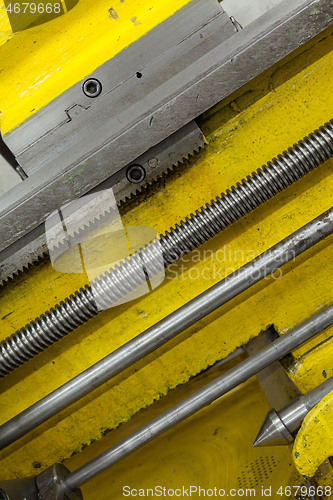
0, 119, 332, 376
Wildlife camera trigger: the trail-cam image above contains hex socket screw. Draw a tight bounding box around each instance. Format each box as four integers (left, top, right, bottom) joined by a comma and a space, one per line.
82, 78, 102, 98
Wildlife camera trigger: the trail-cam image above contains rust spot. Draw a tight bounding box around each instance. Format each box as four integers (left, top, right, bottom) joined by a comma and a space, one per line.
131, 16, 141, 26
109, 7, 118, 19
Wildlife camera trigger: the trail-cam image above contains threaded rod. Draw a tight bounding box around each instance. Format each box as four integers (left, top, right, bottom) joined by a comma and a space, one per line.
1, 119, 332, 376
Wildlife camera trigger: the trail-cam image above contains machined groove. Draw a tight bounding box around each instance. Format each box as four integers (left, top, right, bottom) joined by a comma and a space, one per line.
0, 120, 332, 376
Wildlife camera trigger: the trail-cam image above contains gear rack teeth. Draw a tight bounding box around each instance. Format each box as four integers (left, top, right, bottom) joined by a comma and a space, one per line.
118, 144, 204, 205
0, 137, 205, 286
1, 253, 49, 287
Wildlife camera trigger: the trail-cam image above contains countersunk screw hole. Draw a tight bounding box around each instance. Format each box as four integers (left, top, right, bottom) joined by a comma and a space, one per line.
126, 164, 146, 184
82, 78, 102, 98
136, 72, 143, 78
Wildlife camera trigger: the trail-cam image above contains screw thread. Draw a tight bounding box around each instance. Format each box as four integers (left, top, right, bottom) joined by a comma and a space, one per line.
1, 120, 332, 376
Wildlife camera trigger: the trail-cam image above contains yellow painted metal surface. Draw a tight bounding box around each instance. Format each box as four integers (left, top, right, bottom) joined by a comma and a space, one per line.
288, 336, 333, 393
0, 24, 332, 484
0, 0, 192, 134
66, 356, 304, 500
0, 2, 12, 45
293, 391, 333, 477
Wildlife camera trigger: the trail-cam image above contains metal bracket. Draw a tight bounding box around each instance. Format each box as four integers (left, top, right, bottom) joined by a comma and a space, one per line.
0, 464, 82, 500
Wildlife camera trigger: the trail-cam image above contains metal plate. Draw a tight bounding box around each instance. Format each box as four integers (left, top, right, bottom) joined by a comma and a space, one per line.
0, 0, 332, 265
0, 121, 205, 283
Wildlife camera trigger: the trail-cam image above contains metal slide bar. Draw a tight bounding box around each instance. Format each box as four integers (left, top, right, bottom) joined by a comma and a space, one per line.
0, 207, 332, 450
0, 0, 332, 262
62, 305, 333, 492
1, 120, 333, 373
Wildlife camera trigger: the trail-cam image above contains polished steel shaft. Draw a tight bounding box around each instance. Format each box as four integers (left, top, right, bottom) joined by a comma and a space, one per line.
0, 208, 332, 451
253, 376, 333, 447
1, 120, 333, 376
62, 305, 333, 492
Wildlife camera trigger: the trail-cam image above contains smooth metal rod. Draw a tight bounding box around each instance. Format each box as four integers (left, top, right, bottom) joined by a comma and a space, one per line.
253, 376, 333, 447
63, 305, 333, 492
0, 208, 332, 451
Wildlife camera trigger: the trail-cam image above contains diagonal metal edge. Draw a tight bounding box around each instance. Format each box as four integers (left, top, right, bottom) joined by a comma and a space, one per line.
0, 0, 331, 265
118, 145, 204, 205
0, 125, 205, 285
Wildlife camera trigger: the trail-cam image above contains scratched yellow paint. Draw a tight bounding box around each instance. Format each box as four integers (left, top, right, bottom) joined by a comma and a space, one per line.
287, 330, 333, 393
66, 362, 304, 500
0, 2, 12, 45
0, 29, 332, 480
0, 0, 192, 134
293, 391, 333, 477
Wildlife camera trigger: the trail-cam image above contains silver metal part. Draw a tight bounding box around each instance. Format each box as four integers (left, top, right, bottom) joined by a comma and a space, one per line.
253, 376, 333, 447
246, 331, 301, 409
0, 207, 332, 449
2, 307, 333, 497
303, 478, 319, 500
0, 0, 332, 274
0, 120, 205, 284
82, 79, 102, 99
98, 120, 205, 203
0, 119, 332, 375
0, 464, 82, 500
36, 464, 82, 500
60, 306, 333, 492
0, 476, 37, 500
254, 407, 295, 446
5, 0, 228, 175
0, 0, 235, 257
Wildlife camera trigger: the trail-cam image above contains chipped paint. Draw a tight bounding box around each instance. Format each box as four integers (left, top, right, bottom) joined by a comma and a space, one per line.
108, 7, 118, 19
0, 22, 332, 483
293, 391, 333, 476
0, 0, 192, 134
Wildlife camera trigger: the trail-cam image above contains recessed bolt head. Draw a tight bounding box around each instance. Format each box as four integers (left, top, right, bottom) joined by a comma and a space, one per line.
82, 78, 102, 98
126, 164, 146, 184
